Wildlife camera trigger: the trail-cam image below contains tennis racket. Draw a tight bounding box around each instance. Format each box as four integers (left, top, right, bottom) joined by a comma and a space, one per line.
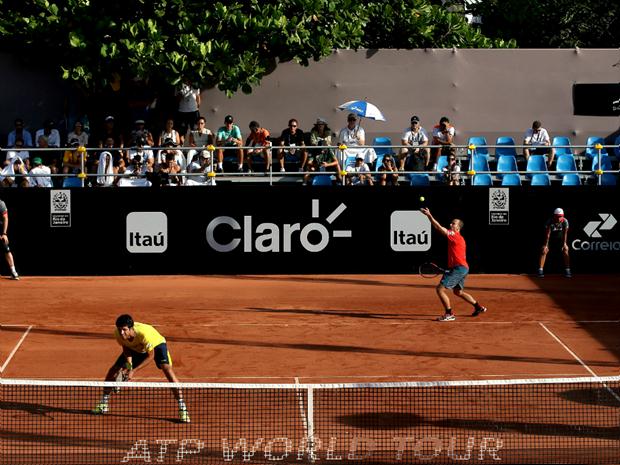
113, 369, 129, 393
419, 262, 445, 278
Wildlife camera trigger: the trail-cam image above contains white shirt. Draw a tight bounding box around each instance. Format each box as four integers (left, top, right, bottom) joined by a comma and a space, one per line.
524, 127, 550, 146
67, 131, 89, 147
35, 129, 61, 147
402, 127, 429, 146
29, 165, 53, 187
346, 161, 371, 185
177, 84, 200, 113
338, 125, 365, 146
432, 125, 455, 144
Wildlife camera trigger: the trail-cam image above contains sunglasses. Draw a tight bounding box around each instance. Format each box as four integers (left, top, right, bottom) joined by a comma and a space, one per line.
289, 124, 297, 128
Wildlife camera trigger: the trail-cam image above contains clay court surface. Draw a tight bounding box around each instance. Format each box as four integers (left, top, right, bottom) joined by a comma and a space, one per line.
1, 274, 618, 382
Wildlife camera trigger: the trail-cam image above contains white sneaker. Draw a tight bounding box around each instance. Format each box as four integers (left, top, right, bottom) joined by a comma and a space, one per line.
280, 168, 286, 172
437, 313, 456, 322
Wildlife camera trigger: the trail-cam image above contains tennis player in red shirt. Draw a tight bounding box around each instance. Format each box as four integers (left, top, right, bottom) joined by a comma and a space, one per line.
421, 208, 487, 321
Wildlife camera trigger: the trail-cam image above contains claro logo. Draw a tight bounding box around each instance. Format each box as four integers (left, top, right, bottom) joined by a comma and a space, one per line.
126, 212, 168, 253
572, 213, 620, 251
206, 200, 351, 253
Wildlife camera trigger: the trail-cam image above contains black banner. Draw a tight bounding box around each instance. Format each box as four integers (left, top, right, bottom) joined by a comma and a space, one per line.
573, 83, 620, 116
0, 185, 618, 276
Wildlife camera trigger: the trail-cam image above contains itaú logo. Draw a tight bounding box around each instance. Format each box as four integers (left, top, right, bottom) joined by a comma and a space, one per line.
572, 213, 620, 251
206, 199, 351, 253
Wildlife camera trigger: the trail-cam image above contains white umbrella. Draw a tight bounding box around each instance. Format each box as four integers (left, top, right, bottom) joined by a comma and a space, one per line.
338, 100, 386, 121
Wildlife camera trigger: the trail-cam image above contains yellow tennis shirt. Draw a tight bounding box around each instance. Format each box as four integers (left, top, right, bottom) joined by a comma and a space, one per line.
114, 322, 166, 353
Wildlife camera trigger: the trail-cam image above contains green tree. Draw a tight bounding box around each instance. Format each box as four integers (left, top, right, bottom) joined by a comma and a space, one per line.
0, 0, 509, 96
470, 0, 620, 47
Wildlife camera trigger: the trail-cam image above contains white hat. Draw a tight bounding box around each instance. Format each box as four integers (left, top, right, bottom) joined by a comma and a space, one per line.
554, 208, 564, 215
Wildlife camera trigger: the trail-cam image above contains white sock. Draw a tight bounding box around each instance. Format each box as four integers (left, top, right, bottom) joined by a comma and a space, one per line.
178, 399, 187, 410
10, 266, 17, 274
218, 162, 223, 169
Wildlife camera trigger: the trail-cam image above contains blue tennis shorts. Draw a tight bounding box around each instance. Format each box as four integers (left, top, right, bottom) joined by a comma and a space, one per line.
115, 342, 172, 370
439, 265, 469, 290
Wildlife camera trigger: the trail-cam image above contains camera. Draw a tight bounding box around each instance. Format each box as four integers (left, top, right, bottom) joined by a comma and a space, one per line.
132, 154, 142, 164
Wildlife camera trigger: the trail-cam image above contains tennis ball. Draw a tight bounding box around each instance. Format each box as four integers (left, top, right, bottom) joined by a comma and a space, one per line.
419, 196, 425, 202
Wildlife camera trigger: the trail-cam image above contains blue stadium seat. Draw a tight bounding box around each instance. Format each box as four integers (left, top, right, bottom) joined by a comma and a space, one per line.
495, 136, 518, 159
592, 156, 612, 172
585, 136, 608, 159
62, 177, 82, 187
561, 174, 581, 186
373, 137, 394, 158
526, 155, 547, 179
472, 174, 492, 186
467, 136, 489, 160
311, 174, 333, 186
530, 174, 551, 186
556, 154, 577, 172
552, 136, 573, 156
436, 156, 449, 181
409, 174, 430, 186
471, 154, 490, 172
497, 155, 517, 181
592, 156, 617, 185
501, 174, 521, 186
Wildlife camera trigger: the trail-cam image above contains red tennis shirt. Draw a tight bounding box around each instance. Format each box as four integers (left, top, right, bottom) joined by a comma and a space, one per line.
447, 230, 469, 269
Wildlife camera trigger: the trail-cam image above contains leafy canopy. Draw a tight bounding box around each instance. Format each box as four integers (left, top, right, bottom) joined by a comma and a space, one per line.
0, 0, 511, 95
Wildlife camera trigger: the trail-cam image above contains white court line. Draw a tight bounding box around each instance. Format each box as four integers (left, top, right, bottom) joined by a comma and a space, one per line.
539, 322, 620, 404
294, 378, 310, 447
0, 325, 33, 374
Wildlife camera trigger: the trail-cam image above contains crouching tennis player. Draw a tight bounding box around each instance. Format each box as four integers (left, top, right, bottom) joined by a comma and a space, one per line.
93, 314, 190, 423
421, 208, 487, 321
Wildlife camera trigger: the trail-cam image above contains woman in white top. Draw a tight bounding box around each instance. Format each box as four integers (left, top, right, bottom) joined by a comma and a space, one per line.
157, 118, 181, 148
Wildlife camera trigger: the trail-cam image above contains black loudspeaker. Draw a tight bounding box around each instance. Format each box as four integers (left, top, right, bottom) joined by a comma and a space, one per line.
573, 83, 620, 116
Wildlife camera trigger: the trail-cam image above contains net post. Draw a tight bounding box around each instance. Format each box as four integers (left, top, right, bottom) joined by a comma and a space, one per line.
306, 386, 316, 461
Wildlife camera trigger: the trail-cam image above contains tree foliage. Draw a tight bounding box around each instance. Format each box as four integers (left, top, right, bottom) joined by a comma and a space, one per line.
470, 0, 620, 48
0, 0, 510, 96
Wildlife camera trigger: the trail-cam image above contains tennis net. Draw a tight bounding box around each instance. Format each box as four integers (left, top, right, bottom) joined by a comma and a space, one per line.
1, 377, 619, 464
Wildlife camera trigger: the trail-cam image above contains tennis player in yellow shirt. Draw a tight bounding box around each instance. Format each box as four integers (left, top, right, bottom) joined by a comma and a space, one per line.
93, 314, 190, 423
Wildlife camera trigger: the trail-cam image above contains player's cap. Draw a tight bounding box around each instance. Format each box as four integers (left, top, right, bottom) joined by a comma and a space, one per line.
224, 115, 234, 123
554, 208, 564, 216
410, 115, 420, 123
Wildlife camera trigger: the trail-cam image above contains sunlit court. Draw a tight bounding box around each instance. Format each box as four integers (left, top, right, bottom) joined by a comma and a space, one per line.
1, 274, 618, 464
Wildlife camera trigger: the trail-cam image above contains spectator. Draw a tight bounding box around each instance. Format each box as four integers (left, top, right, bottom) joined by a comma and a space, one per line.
245, 121, 271, 173
400, 115, 429, 171
7, 118, 33, 147
0, 157, 29, 188
523, 120, 552, 164
36, 136, 60, 186
35, 119, 61, 149
67, 121, 89, 148
377, 154, 399, 186
187, 150, 211, 174
129, 119, 154, 147
62, 138, 86, 174
215, 115, 243, 173
303, 140, 341, 185
7, 139, 30, 170
156, 138, 186, 174
442, 153, 462, 186
98, 115, 124, 148
102, 136, 129, 178
277, 118, 306, 173
431, 116, 455, 164
337, 113, 377, 166
157, 118, 181, 148
187, 116, 214, 167
346, 154, 374, 186
29, 157, 53, 188
308, 117, 336, 171
154, 151, 182, 187
175, 79, 201, 143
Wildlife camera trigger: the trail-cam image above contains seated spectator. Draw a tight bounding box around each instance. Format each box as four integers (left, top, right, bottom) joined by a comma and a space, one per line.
117, 150, 152, 187
245, 121, 271, 173
157, 117, 181, 148
96, 151, 115, 187
523, 120, 552, 164
442, 154, 462, 186
308, 117, 336, 171
188, 151, 211, 173
102, 136, 129, 178
36, 136, 60, 186
303, 140, 341, 185
29, 157, 53, 188
153, 151, 182, 187
0, 156, 29, 188
215, 115, 243, 173
156, 138, 186, 173
67, 121, 89, 147
400, 115, 429, 171
62, 138, 86, 174
187, 116, 213, 167
377, 154, 399, 186
277, 118, 306, 173
97, 115, 124, 148
35, 119, 61, 149
431, 116, 455, 164
346, 154, 374, 186
337, 113, 377, 166
7, 118, 33, 147
6, 139, 30, 170
129, 119, 155, 147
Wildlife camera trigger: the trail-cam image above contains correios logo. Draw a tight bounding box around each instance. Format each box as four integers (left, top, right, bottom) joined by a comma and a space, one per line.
126, 212, 168, 253
206, 199, 351, 253
572, 213, 620, 251
390, 211, 431, 252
